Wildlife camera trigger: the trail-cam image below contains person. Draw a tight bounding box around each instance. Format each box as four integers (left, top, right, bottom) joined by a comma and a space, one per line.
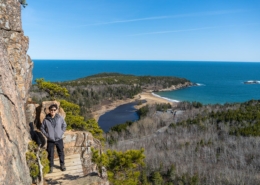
41, 104, 67, 173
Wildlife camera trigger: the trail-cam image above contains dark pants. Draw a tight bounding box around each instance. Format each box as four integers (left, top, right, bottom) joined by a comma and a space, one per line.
47, 139, 65, 167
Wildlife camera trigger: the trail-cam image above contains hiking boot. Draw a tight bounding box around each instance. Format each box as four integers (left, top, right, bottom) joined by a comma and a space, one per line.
60, 164, 66, 171
49, 167, 53, 173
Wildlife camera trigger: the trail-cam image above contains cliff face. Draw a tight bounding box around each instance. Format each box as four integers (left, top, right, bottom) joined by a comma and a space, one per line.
0, 0, 33, 184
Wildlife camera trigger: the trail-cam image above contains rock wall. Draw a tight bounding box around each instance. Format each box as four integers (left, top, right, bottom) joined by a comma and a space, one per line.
62, 131, 102, 175
0, 0, 33, 184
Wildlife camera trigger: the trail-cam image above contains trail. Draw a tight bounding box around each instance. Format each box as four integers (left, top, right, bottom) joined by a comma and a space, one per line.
45, 154, 84, 184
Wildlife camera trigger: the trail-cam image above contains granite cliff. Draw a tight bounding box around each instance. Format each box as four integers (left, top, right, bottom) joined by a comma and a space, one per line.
0, 0, 33, 184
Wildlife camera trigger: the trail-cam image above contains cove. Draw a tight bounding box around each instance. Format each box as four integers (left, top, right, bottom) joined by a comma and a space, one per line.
98, 102, 139, 132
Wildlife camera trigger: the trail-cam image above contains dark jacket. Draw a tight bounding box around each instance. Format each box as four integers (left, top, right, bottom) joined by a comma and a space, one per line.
41, 114, 67, 141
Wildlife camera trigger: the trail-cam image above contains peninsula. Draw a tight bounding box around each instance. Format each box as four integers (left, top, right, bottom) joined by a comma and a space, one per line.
30, 73, 193, 120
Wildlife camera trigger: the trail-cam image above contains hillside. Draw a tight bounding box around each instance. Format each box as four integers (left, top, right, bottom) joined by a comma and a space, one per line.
106, 100, 260, 184
30, 73, 192, 119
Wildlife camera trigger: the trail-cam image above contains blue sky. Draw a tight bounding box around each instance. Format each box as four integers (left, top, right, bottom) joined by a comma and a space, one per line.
22, 0, 260, 61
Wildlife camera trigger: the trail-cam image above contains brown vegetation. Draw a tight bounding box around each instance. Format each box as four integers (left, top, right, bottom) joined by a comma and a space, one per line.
106, 101, 260, 184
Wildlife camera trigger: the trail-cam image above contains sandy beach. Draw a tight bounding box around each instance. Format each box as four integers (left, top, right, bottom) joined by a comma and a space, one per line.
92, 92, 178, 121
139, 92, 177, 105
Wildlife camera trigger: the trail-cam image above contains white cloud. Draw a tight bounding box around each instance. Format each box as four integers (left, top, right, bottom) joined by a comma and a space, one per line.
80, 9, 246, 27
127, 23, 259, 36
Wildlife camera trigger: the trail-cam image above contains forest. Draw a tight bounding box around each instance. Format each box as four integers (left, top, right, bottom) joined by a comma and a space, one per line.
106, 100, 260, 184
30, 73, 190, 119
30, 77, 260, 184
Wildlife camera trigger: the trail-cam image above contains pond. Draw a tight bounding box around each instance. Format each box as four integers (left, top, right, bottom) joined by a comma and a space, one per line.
98, 102, 140, 132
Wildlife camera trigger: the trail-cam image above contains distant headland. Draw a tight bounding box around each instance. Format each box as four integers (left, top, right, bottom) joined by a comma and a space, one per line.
30, 73, 193, 120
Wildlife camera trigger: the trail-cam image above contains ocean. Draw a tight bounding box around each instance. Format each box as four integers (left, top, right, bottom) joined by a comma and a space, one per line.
33, 60, 260, 104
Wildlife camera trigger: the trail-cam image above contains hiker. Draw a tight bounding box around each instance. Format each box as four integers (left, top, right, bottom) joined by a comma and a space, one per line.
41, 104, 67, 173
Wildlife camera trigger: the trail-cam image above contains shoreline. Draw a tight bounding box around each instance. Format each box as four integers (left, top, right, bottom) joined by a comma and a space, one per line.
92, 92, 178, 121
135, 92, 178, 109
92, 95, 140, 121
92, 83, 192, 121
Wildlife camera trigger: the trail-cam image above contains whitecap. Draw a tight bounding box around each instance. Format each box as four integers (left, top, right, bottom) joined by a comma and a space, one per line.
196, 83, 206, 86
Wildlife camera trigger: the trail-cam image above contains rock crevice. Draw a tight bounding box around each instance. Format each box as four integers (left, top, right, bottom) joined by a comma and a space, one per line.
1, 124, 12, 143
0, 92, 15, 105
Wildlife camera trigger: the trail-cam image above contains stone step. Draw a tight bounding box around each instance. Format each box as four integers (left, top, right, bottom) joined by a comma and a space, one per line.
54, 153, 81, 160
46, 170, 84, 179
62, 154, 82, 159
46, 165, 83, 176
53, 158, 82, 166
45, 154, 84, 181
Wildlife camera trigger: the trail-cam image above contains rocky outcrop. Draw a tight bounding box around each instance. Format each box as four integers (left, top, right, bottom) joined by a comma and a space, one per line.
62, 131, 102, 175
0, 0, 32, 184
34, 100, 66, 129
155, 82, 193, 92
244, 80, 260, 84
0, 0, 33, 101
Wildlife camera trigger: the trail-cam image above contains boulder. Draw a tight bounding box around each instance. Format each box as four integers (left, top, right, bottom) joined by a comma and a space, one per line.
39, 100, 66, 123
35, 100, 66, 129
56, 131, 102, 175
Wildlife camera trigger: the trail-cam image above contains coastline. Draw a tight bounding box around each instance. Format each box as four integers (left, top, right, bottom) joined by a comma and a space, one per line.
92, 92, 177, 121
135, 92, 178, 109
92, 95, 139, 121
93, 82, 192, 121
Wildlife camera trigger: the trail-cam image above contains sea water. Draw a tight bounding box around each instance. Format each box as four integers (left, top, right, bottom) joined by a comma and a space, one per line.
33, 60, 260, 131
33, 60, 260, 104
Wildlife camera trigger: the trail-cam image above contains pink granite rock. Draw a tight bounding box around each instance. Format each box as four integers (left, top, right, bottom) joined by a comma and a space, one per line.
60, 131, 102, 175
36, 100, 66, 125
0, 0, 32, 184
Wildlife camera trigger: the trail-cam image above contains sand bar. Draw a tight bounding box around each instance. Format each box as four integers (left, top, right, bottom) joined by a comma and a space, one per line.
139, 92, 177, 104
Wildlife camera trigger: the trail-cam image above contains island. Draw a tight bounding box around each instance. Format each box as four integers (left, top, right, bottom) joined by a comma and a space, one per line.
244, 80, 260, 84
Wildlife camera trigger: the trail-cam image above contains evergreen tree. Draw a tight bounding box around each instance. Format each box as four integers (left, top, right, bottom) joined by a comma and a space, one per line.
35, 78, 69, 100
151, 171, 163, 185
140, 170, 150, 185
91, 148, 145, 185
166, 165, 176, 182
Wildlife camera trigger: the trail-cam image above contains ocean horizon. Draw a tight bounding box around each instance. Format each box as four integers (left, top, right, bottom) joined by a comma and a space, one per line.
33, 60, 260, 104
